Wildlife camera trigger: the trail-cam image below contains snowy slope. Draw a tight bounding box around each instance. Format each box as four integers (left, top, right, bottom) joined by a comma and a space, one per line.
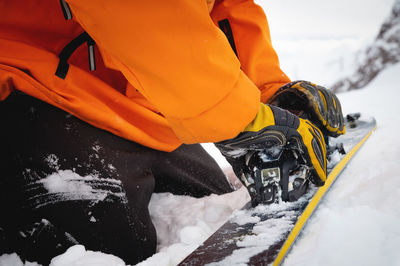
331, 0, 400, 92
284, 63, 400, 266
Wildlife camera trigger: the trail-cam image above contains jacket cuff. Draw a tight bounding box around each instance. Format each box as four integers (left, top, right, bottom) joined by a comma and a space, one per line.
259, 82, 288, 103
167, 71, 260, 144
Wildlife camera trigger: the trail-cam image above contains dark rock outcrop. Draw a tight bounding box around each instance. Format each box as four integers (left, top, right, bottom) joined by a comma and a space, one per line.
331, 0, 400, 92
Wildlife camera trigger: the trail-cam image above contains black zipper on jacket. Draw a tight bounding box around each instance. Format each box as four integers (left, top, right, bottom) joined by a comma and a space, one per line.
218, 19, 238, 57
60, 0, 72, 20
57, 1, 96, 79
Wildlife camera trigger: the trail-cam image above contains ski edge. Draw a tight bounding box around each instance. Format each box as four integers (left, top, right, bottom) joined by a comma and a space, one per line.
273, 121, 377, 266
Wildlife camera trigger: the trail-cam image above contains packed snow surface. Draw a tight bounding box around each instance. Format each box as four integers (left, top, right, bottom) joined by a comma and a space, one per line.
283, 63, 400, 266
206, 196, 317, 266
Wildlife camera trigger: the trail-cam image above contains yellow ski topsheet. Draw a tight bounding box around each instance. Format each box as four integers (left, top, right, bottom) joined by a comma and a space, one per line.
273, 123, 377, 266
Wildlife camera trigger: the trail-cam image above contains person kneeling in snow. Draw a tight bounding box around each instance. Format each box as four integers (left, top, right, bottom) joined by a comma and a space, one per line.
0, 0, 344, 264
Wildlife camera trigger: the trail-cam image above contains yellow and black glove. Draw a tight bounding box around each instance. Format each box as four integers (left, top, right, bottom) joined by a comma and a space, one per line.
216, 104, 326, 204
269, 81, 345, 137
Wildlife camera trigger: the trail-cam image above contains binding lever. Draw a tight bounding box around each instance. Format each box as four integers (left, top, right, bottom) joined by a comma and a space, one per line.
245, 144, 311, 206
346, 113, 361, 128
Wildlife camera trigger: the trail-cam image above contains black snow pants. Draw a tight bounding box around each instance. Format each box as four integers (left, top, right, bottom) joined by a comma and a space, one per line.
0, 92, 233, 265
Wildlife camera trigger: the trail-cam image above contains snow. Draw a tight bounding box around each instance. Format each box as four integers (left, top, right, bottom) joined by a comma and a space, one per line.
38, 169, 124, 204
211, 209, 295, 265
284, 63, 400, 266
2, 1, 400, 266
327, 150, 342, 169
48, 245, 126, 266
0, 253, 40, 266
41, 171, 97, 197
141, 188, 250, 265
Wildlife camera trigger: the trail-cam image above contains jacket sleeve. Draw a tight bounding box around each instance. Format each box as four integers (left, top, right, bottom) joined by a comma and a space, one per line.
211, 0, 291, 103
65, 0, 260, 144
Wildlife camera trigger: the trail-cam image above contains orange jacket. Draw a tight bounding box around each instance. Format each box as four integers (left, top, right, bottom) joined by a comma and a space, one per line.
0, 0, 290, 151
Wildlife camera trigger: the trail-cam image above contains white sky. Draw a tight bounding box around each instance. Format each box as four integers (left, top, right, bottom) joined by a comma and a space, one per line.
256, 0, 395, 41
254, 0, 396, 86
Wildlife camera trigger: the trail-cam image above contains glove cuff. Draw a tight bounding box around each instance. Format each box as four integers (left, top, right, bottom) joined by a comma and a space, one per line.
243, 103, 275, 132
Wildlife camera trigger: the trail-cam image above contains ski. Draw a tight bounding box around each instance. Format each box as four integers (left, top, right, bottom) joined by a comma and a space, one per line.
179, 114, 377, 266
